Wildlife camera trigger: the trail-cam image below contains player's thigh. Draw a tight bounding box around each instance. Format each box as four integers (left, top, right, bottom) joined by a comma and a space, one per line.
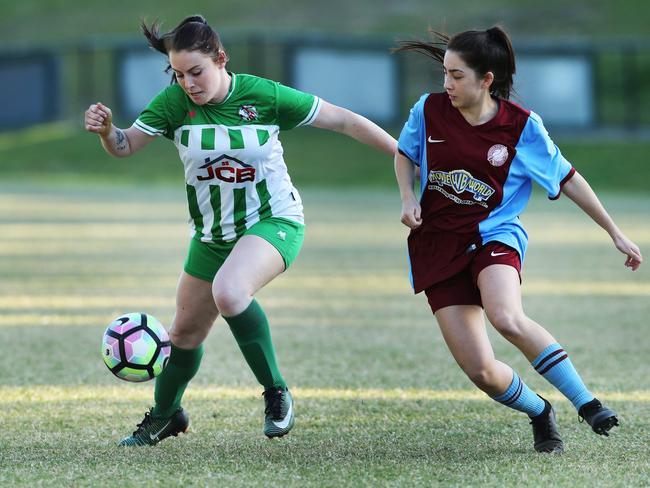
171, 271, 219, 334
476, 264, 525, 324
214, 234, 286, 297
214, 217, 304, 296
434, 305, 496, 372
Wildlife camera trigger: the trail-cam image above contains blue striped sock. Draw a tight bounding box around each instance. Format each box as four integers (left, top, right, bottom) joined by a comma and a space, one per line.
532, 343, 594, 410
491, 371, 545, 417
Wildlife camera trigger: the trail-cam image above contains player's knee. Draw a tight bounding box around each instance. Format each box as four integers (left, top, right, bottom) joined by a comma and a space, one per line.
169, 325, 204, 349
489, 309, 526, 341
466, 366, 499, 391
169, 307, 216, 346
212, 282, 248, 316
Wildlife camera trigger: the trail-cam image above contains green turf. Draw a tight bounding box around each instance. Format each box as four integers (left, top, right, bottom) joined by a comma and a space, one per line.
1, 123, 649, 193
0, 184, 648, 487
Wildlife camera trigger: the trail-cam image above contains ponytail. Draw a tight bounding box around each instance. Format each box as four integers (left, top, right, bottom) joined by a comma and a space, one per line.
392, 29, 449, 64
484, 27, 516, 99
141, 19, 166, 56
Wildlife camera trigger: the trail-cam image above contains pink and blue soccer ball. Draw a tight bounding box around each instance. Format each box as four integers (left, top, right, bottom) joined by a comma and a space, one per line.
101, 313, 171, 382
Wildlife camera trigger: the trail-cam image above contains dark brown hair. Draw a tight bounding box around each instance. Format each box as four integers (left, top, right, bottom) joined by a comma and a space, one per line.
394, 27, 516, 100
141, 15, 228, 82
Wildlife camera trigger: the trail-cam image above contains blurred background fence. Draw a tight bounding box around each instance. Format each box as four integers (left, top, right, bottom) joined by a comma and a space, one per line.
2, 32, 650, 133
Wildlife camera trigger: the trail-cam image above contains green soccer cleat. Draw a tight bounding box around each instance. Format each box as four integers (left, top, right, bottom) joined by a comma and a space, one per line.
262, 386, 294, 438
118, 408, 189, 446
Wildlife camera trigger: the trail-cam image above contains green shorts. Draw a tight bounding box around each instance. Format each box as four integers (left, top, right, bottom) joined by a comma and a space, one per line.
183, 217, 305, 282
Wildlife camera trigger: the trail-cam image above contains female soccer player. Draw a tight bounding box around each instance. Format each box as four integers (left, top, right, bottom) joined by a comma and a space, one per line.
393, 27, 642, 453
85, 15, 396, 446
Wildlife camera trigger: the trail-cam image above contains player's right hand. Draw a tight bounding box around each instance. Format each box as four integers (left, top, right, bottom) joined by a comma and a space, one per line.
85, 102, 113, 137
612, 232, 643, 271
400, 197, 422, 229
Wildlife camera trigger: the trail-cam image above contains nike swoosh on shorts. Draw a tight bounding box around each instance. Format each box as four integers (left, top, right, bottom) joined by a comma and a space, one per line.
490, 251, 509, 257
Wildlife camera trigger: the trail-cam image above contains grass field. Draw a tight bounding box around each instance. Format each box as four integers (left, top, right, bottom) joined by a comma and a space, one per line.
0, 183, 648, 487
2, 124, 650, 193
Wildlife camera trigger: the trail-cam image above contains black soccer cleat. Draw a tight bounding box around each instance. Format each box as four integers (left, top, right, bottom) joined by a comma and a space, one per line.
578, 398, 619, 436
119, 407, 190, 446
263, 386, 294, 438
529, 397, 564, 453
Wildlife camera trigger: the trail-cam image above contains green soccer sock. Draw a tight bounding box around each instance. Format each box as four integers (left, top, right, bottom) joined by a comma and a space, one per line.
152, 343, 204, 418
224, 299, 286, 389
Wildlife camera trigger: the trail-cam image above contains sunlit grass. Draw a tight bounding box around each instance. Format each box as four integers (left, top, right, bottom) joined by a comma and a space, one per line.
0, 184, 649, 487
2, 385, 650, 404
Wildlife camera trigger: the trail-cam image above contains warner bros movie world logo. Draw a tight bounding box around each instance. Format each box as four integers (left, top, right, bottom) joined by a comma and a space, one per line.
428, 169, 495, 202
197, 155, 256, 183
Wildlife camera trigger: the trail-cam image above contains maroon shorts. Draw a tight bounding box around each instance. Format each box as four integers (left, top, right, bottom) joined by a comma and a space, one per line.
424, 242, 521, 313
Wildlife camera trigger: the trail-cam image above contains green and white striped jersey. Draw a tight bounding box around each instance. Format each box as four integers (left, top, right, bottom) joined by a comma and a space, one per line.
133, 72, 321, 242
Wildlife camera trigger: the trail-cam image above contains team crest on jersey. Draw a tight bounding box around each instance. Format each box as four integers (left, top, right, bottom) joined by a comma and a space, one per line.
487, 144, 509, 167
197, 154, 256, 183
239, 105, 258, 121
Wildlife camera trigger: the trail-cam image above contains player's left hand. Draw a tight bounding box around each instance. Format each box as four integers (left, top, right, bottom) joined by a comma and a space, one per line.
612, 233, 643, 271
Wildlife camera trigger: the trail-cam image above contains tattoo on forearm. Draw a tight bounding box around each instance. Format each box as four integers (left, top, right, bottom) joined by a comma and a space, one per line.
114, 129, 127, 152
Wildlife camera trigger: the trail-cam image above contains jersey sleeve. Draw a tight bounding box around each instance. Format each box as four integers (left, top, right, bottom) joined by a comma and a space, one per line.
132, 85, 186, 140
397, 94, 427, 167
516, 111, 575, 199
275, 83, 322, 130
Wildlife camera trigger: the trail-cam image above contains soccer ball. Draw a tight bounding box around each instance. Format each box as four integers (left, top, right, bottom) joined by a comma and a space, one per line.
101, 313, 171, 382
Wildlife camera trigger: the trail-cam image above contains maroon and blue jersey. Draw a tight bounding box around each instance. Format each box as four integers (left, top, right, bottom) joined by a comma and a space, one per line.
398, 93, 575, 292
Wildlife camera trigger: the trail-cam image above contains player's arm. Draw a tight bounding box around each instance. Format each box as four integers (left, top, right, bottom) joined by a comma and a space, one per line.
395, 151, 421, 229
562, 171, 642, 270
85, 102, 155, 157
311, 101, 396, 156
